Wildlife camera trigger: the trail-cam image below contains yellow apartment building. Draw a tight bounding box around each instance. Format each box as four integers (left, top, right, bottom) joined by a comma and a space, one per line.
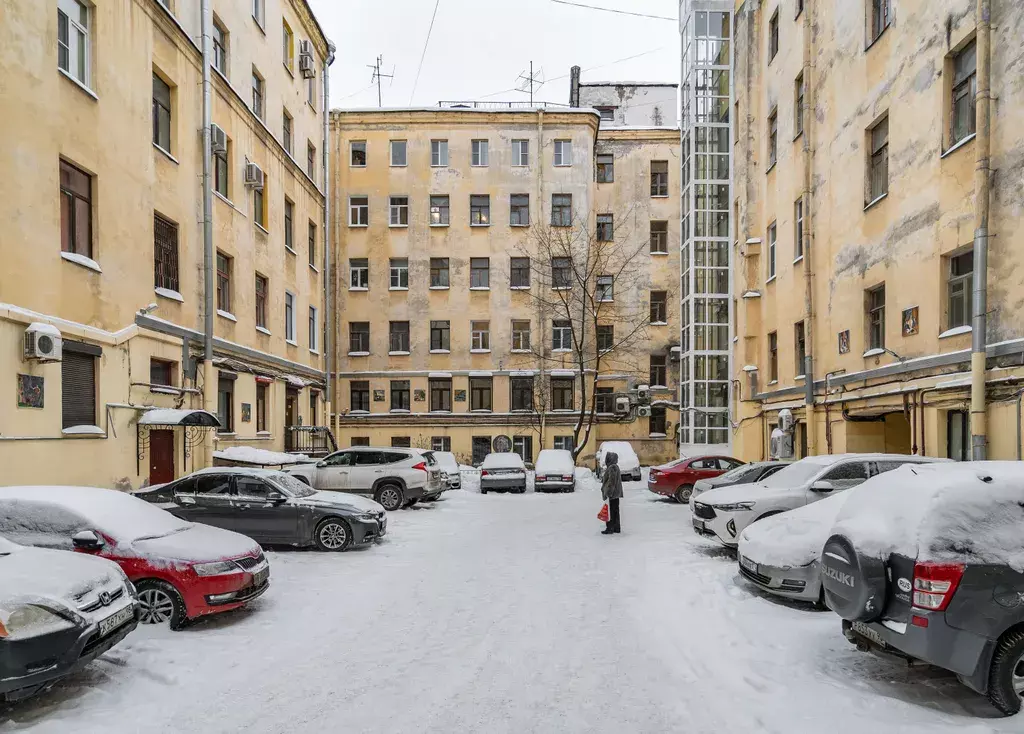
729, 0, 1024, 461
0, 0, 332, 488
329, 103, 682, 466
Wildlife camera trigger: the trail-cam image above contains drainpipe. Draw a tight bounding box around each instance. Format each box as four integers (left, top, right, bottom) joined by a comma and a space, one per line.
1016, 388, 1024, 461
970, 0, 992, 460
323, 42, 336, 434
801, 0, 817, 454
200, 0, 217, 461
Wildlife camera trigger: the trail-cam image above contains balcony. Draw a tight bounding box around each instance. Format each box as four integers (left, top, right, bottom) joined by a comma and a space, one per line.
284, 426, 338, 457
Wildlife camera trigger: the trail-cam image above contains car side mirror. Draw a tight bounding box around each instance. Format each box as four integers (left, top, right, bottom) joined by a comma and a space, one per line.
811, 480, 835, 492
175, 494, 196, 506
266, 491, 286, 503
72, 530, 105, 552
316, 460, 327, 468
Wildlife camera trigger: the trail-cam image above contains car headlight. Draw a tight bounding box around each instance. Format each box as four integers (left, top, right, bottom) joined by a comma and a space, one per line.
356, 513, 380, 522
713, 501, 756, 512
0, 605, 76, 640
192, 560, 241, 576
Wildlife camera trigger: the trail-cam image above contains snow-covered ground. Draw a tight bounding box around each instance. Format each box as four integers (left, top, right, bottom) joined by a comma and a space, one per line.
3, 471, 1018, 732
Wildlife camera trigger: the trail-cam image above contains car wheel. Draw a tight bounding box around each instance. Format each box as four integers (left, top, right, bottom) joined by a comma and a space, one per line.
374, 484, 404, 511
987, 628, 1024, 715
481, 488, 488, 495
315, 518, 352, 552
136, 579, 187, 630
674, 485, 694, 504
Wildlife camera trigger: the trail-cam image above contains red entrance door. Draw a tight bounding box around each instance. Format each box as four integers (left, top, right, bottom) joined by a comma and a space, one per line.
149, 430, 175, 484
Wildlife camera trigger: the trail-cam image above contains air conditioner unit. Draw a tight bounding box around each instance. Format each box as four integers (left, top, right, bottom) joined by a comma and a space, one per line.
210, 123, 228, 155
244, 161, 264, 189
614, 396, 631, 414
637, 405, 652, 418
24, 323, 63, 362
636, 385, 651, 404
299, 41, 316, 78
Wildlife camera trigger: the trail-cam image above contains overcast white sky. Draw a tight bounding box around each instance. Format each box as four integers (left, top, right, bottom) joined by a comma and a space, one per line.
306, 0, 680, 109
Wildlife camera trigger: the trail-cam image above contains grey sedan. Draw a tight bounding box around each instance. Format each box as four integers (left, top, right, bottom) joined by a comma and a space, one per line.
691, 460, 790, 500
136, 468, 387, 551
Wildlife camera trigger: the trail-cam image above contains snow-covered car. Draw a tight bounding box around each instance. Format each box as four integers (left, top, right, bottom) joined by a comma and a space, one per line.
430, 451, 462, 491
0, 535, 139, 702
595, 442, 642, 482
0, 486, 269, 630
691, 454, 942, 549
534, 449, 576, 493
692, 460, 790, 500
821, 462, 1024, 716
479, 453, 527, 494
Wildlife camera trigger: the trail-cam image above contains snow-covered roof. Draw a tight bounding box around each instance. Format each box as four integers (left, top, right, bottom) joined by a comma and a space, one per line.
481, 452, 526, 469
213, 446, 312, 466
536, 449, 575, 473
139, 409, 220, 427
191, 466, 291, 478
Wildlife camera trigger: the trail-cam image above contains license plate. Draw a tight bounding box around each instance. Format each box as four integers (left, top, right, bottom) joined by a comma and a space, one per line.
852, 621, 884, 646
98, 605, 134, 637
253, 566, 270, 587
692, 518, 706, 532
739, 555, 757, 574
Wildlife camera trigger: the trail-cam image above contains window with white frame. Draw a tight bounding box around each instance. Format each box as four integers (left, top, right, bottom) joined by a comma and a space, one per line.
389, 258, 408, 289
153, 73, 172, 152
212, 19, 228, 76
390, 140, 407, 166
471, 321, 490, 351
349, 196, 368, 226
471, 139, 489, 166
552, 320, 572, 351
284, 292, 295, 343
252, 0, 265, 27
429, 195, 449, 225
389, 196, 409, 226
350, 141, 367, 167
553, 435, 573, 451
431, 139, 448, 166
767, 221, 777, 279
511, 320, 531, 351
251, 67, 264, 119
470, 195, 490, 226
349, 258, 369, 289
596, 275, 614, 302
512, 139, 529, 166
947, 250, 973, 329
950, 40, 977, 145
794, 198, 805, 260
308, 306, 318, 351
431, 436, 451, 452
58, 0, 90, 86
553, 139, 572, 166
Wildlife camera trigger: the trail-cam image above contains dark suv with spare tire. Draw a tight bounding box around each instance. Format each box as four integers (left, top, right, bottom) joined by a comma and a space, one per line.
820, 462, 1024, 716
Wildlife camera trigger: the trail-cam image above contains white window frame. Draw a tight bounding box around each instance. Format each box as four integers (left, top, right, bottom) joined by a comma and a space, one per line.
350, 141, 367, 168
57, 0, 91, 87
349, 260, 369, 289
389, 195, 409, 227
552, 320, 572, 351
471, 321, 490, 352
596, 275, 614, 302
767, 222, 777, 280
284, 291, 296, 343
431, 139, 448, 167
390, 140, 407, 167
389, 258, 409, 289
252, 0, 265, 28
553, 139, 572, 167
512, 139, 529, 166
471, 139, 489, 167
212, 19, 228, 76
511, 320, 531, 351
308, 306, 318, 352
349, 196, 369, 227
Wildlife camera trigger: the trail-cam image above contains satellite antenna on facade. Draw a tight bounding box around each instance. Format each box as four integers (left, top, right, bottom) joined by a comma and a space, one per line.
367, 54, 395, 107
516, 62, 545, 105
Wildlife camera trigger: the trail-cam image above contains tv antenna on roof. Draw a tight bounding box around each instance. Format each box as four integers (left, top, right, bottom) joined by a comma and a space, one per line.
516, 62, 545, 105
367, 54, 395, 107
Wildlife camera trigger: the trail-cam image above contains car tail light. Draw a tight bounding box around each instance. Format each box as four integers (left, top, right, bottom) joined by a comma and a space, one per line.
650, 469, 662, 477
481, 469, 490, 477
563, 475, 573, 481
536, 475, 547, 482
911, 615, 929, 628
412, 462, 428, 473
0, 619, 7, 638
911, 562, 965, 611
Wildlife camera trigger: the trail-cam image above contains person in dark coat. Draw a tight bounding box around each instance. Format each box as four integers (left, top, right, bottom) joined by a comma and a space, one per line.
600, 452, 623, 535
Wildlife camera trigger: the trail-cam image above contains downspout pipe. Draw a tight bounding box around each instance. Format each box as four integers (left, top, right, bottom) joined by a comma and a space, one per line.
801, 0, 817, 454
970, 0, 992, 460
200, 0, 213, 362
323, 42, 336, 427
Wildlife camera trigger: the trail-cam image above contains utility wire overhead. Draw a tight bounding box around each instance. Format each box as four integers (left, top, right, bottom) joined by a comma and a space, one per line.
408, 0, 442, 104
550, 0, 676, 22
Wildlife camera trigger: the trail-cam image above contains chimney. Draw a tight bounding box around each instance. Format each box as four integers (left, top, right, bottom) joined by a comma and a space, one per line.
569, 65, 581, 107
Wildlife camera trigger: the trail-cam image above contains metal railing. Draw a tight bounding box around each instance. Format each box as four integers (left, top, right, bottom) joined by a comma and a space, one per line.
284, 426, 338, 456
437, 101, 570, 110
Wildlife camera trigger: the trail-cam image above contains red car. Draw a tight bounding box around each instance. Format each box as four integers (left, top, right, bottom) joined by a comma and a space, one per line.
647, 456, 744, 504
0, 486, 269, 629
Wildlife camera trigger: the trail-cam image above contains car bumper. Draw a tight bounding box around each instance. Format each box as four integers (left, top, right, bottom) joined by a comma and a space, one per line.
737, 556, 821, 602
352, 516, 387, 544
647, 478, 675, 497
481, 476, 527, 491
189, 565, 270, 617
621, 469, 642, 482
535, 480, 575, 492
690, 507, 753, 548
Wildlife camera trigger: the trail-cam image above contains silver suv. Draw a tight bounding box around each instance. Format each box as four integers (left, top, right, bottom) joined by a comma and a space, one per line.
285, 447, 443, 511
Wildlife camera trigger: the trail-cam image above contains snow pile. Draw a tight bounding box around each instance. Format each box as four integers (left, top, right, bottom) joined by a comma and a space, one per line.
132, 523, 260, 564
138, 408, 217, 426
739, 492, 849, 568
431, 452, 460, 473
535, 449, 575, 476
832, 461, 1024, 571
214, 446, 312, 466
596, 441, 640, 472
481, 453, 525, 470
0, 542, 124, 609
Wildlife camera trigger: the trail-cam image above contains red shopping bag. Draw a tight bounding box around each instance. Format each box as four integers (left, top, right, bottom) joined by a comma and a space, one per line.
597, 503, 610, 523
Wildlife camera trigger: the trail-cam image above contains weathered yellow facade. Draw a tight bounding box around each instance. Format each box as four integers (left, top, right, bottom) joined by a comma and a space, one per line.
0, 0, 330, 487
731, 0, 1024, 461
329, 108, 681, 465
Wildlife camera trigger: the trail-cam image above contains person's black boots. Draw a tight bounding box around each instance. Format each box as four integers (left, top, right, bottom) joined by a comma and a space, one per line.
601, 528, 614, 535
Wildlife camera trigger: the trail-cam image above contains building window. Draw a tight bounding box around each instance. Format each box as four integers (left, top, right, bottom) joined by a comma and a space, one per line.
349, 322, 370, 353
150, 358, 174, 388
868, 116, 889, 201
597, 106, 616, 122
307, 141, 316, 181
552, 257, 572, 289
510, 257, 531, 288
767, 108, 778, 167
597, 153, 614, 183
430, 258, 449, 288
309, 391, 318, 426
351, 437, 370, 447
650, 405, 667, 435
650, 354, 667, 387
470, 258, 490, 288
512, 139, 529, 166
390, 140, 407, 166
391, 437, 414, 449
948, 250, 973, 329
253, 179, 266, 228
795, 321, 806, 375
950, 40, 977, 145
307, 74, 317, 109
470, 195, 490, 226
153, 214, 179, 292
429, 195, 450, 226
596, 275, 614, 302
512, 436, 533, 463
349, 196, 369, 226
217, 374, 234, 432
389, 196, 409, 227
431, 139, 449, 167
350, 141, 367, 167
284, 198, 294, 250
251, 67, 264, 119
511, 377, 534, 411
432, 436, 451, 452
470, 377, 493, 411
308, 306, 318, 351
430, 320, 450, 351
768, 331, 778, 382
389, 321, 410, 353
308, 221, 317, 268
867, 285, 886, 350
794, 198, 805, 259
595, 387, 615, 414
216, 251, 232, 312
870, 0, 890, 42
471, 139, 489, 166
596, 214, 614, 242
284, 292, 295, 342
472, 437, 491, 465
349, 258, 369, 289
59, 159, 92, 258
767, 221, 777, 279
153, 73, 172, 152
551, 378, 574, 411
553, 436, 573, 451
282, 109, 293, 154
389, 258, 409, 289
650, 291, 667, 323
214, 138, 229, 197
212, 19, 228, 75
510, 194, 530, 226
350, 381, 370, 412
597, 324, 614, 352
255, 382, 267, 432
553, 139, 572, 166
281, 20, 294, 70
430, 379, 452, 412
794, 73, 805, 137
391, 380, 410, 411
511, 320, 531, 351
552, 320, 572, 351
551, 194, 572, 226
255, 274, 268, 328
471, 321, 490, 351
650, 221, 668, 254
57, 0, 90, 85
768, 8, 779, 61
947, 410, 969, 461
252, 0, 264, 27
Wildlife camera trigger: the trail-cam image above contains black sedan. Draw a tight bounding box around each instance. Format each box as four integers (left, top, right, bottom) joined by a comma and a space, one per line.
1, 536, 140, 702
136, 468, 387, 551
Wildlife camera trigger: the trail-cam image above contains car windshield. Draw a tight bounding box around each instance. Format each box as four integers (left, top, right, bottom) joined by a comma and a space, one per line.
758, 460, 827, 489
268, 474, 317, 497
720, 463, 755, 480
0, 535, 17, 556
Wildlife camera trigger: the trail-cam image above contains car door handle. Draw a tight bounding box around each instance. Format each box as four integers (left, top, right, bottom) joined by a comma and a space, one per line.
374, 469, 384, 473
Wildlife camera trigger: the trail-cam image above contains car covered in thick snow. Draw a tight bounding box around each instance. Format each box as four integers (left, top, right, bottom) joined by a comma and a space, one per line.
595, 442, 642, 482
479, 453, 527, 494
692, 460, 790, 500
430, 451, 462, 492
0, 535, 139, 702
0, 486, 269, 630
137, 468, 387, 551
821, 462, 1024, 716
534, 449, 576, 493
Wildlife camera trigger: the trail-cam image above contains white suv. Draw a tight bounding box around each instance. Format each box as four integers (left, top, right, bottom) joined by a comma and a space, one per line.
691, 453, 942, 549
285, 447, 443, 511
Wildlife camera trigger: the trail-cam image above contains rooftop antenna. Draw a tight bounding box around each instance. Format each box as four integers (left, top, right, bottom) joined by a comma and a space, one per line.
516, 62, 545, 106
367, 54, 395, 107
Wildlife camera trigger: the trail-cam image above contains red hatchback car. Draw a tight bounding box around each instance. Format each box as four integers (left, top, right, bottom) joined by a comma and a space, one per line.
648, 456, 744, 504
0, 486, 269, 629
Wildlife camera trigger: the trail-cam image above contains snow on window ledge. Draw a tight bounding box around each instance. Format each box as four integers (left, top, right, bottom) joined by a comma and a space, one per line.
469, 287, 491, 291
794, 374, 806, 381
150, 386, 179, 395
742, 365, 758, 372
217, 309, 237, 322
648, 433, 668, 438
510, 349, 531, 354
349, 287, 369, 292
470, 349, 491, 354
256, 326, 272, 336
61, 251, 102, 273
348, 351, 370, 357
429, 286, 450, 291
429, 349, 450, 354
155, 287, 184, 302
389, 351, 411, 356
285, 339, 298, 347
62, 425, 105, 436
650, 321, 668, 326
939, 325, 972, 339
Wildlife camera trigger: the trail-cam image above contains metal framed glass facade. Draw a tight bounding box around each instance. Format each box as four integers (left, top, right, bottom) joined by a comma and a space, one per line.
680, 1, 733, 449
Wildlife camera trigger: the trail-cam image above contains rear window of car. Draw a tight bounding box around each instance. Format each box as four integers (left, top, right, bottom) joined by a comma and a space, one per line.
354, 451, 385, 466
195, 475, 233, 495
378, 451, 408, 465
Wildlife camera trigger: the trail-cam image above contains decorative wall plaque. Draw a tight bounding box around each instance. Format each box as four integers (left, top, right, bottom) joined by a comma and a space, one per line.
17, 374, 44, 408
837, 330, 850, 355
902, 306, 919, 336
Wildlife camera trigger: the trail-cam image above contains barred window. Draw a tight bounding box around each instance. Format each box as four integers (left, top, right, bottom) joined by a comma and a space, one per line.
154, 214, 179, 292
